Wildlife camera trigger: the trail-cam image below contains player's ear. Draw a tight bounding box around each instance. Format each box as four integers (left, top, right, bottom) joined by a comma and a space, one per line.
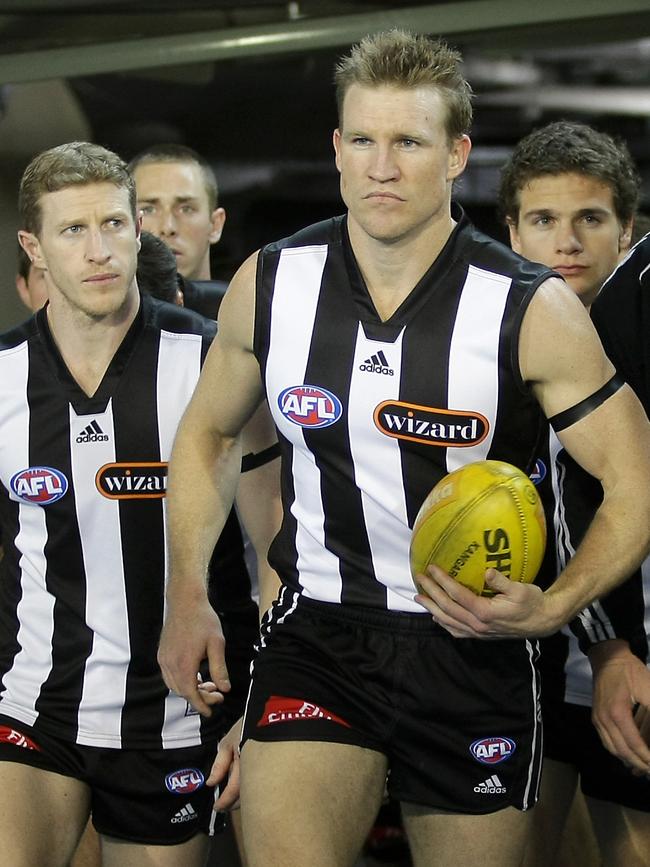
209, 207, 226, 245
333, 129, 342, 173
506, 217, 522, 255
18, 230, 45, 270
447, 134, 471, 181
619, 219, 633, 254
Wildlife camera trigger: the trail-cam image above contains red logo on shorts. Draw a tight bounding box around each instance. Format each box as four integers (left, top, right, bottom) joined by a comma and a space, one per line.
258, 696, 351, 728
0, 725, 41, 751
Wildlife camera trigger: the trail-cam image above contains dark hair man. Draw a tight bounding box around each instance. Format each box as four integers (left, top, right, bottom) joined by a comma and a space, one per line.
498, 120, 649, 867
128, 144, 229, 320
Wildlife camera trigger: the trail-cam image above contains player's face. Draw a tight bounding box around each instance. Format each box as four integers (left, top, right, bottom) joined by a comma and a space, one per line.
333, 84, 470, 245
508, 172, 632, 307
133, 161, 225, 281
19, 182, 140, 321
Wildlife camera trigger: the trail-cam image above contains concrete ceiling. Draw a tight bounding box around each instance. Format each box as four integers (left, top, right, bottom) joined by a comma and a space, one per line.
1, 0, 649, 274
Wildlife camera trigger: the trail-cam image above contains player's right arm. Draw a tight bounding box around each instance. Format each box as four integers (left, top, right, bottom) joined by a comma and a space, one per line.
417, 278, 650, 634
589, 639, 650, 771
158, 252, 263, 716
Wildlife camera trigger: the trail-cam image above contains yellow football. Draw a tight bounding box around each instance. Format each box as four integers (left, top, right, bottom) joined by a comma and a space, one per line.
410, 460, 546, 596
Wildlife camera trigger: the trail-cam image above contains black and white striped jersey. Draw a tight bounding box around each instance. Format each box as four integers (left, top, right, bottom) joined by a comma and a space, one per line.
0, 294, 219, 749
592, 233, 650, 416
253, 208, 553, 611
533, 429, 649, 706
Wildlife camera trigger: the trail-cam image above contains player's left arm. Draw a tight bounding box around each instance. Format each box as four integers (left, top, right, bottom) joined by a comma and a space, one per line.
235, 401, 283, 617
418, 277, 650, 638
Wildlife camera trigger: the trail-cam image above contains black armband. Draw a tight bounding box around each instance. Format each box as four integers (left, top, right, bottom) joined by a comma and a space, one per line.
241, 441, 281, 473
549, 374, 625, 433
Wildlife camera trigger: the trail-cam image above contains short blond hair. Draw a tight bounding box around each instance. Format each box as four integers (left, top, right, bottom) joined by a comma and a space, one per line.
334, 29, 473, 140
19, 141, 136, 236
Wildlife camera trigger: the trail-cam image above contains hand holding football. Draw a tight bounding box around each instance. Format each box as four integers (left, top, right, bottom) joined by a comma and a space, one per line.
410, 460, 546, 596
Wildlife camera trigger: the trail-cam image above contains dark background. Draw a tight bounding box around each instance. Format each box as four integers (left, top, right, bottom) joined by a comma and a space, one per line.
1, 0, 649, 292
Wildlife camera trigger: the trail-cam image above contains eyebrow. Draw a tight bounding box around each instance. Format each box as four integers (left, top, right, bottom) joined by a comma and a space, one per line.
137, 195, 200, 204
522, 206, 612, 220
54, 209, 130, 229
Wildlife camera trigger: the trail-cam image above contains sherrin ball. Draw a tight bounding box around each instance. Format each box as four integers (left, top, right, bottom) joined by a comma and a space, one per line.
410, 460, 546, 596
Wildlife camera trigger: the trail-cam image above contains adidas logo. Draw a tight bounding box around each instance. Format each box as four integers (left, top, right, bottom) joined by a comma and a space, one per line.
474, 774, 506, 794
171, 803, 198, 824
76, 420, 109, 443
359, 350, 394, 376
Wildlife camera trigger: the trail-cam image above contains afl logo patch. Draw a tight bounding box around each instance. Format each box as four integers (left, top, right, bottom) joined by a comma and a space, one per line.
530, 459, 546, 485
278, 385, 342, 429
165, 768, 205, 795
10, 467, 68, 505
374, 401, 488, 447
470, 736, 516, 765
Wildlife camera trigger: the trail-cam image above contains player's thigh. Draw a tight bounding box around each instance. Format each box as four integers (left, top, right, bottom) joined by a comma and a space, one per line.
523, 758, 579, 867
402, 802, 531, 867
0, 760, 90, 867
70, 820, 102, 867
101, 832, 210, 867
586, 798, 650, 867
240, 739, 388, 867
229, 809, 249, 867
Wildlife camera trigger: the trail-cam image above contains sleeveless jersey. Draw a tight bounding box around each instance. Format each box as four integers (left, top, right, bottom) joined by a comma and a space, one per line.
592, 233, 650, 415
253, 208, 553, 611
0, 295, 218, 749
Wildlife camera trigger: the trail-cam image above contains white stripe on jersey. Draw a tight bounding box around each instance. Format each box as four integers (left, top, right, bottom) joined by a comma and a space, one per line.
157, 330, 204, 745
0, 342, 53, 726
266, 246, 344, 603
522, 639, 542, 807
548, 429, 569, 574
348, 324, 417, 611
636, 558, 650, 710
72, 401, 130, 746
446, 265, 511, 472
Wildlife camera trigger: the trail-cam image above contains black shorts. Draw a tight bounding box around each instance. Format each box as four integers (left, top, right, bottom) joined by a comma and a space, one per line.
0, 715, 221, 845
242, 589, 543, 814
542, 699, 650, 812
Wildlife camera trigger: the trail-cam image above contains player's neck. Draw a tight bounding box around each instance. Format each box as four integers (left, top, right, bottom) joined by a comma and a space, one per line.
185, 257, 212, 282
348, 212, 456, 322
46, 290, 140, 397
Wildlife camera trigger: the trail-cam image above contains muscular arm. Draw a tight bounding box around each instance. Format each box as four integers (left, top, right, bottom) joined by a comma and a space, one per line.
417, 278, 650, 637
158, 253, 265, 714
236, 402, 283, 617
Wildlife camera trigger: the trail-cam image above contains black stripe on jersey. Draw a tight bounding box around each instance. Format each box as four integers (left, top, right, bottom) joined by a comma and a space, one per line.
28, 337, 93, 741
0, 478, 23, 696
397, 264, 461, 527
112, 329, 167, 748
207, 508, 251, 613
303, 246, 386, 607
485, 284, 546, 475
268, 433, 301, 590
